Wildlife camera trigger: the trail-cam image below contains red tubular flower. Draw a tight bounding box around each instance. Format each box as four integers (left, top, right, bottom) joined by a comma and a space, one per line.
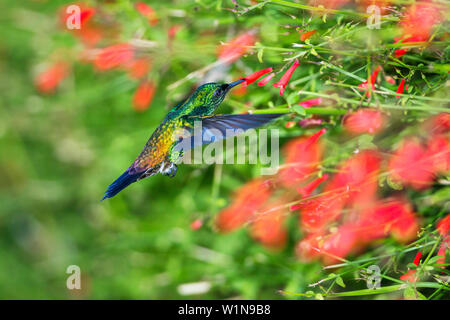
343, 109, 386, 135
296, 174, 329, 198
135, 2, 158, 25
389, 138, 435, 190
400, 251, 422, 282
34, 62, 69, 94
437, 214, 450, 248
257, 73, 275, 86
298, 97, 322, 108
436, 245, 446, 268
358, 66, 381, 96
133, 81, 155, 112
396, 79, 405, 98
250, 202, 287, 249
359, 67, 381, 95
413, 251, 422, 265
437, 215, 450, 237
241, 67, 273, 87
273, 60, 300, 96
300, 30, 316, 41
393, 35, 426, 58
215, 179, 272, 233
95, 43, 134, 71
126, 58, 152, 80
298, 118, 323, 128
277, 129, 325, 187
218, 32, 257, 64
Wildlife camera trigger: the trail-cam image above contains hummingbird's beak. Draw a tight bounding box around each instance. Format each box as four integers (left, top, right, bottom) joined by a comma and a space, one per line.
226, 79, 245, 90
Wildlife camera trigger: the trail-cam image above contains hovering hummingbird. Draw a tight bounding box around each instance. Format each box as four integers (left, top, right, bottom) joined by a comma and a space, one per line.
102, 79, 283, 200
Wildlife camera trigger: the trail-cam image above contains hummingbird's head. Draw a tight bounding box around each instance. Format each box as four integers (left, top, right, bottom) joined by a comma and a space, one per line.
189, 79, 244, 109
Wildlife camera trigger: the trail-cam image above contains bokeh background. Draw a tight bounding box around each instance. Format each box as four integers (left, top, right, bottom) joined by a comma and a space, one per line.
0, 0, 448, 299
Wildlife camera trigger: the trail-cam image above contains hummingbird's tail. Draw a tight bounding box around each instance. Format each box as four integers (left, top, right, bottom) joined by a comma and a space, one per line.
101, 169, 142, 201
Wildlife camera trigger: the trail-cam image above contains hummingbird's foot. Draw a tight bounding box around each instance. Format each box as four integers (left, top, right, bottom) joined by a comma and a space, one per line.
161, 162, 178, 178
169, 164, 178, 178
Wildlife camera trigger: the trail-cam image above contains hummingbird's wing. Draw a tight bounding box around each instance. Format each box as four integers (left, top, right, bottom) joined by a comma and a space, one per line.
102, 113, 284, 200
173, 113, 284, 152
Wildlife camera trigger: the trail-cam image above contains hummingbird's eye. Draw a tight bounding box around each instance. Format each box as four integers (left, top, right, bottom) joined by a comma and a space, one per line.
213, 88, 223, 98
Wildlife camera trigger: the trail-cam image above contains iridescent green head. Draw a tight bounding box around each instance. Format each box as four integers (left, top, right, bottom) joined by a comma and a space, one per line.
188, 79, 244, 111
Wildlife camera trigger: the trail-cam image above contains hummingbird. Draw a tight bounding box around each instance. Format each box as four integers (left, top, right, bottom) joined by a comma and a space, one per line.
102, 79, 283, 200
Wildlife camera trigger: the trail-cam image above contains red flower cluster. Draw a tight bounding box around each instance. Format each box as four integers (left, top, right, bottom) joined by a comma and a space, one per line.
388, 136, 449, 190
215, 112, 447, 262
394, 2, 443, 57
215, 129, 327, 249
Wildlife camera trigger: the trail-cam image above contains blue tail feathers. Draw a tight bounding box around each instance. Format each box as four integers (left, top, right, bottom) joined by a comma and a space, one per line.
101, 169, 142, 201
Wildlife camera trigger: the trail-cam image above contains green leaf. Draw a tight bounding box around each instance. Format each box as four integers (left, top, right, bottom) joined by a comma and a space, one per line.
310, 48, 319, 57
257, 48, 264, 63
293, 105, 306, 116
403, 286, 417, 300
336, 276, 346, 288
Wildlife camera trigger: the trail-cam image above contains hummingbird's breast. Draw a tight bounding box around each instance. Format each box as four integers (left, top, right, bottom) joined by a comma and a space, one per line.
132, 118, 184, 171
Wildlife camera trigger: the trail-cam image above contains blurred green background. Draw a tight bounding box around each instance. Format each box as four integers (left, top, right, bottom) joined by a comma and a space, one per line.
0, 0, 322, 299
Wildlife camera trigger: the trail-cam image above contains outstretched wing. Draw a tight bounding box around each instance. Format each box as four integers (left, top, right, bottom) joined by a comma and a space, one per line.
172, 113, 284, 152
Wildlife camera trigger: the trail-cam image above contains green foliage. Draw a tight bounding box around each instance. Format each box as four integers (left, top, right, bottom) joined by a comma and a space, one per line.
0, 0, 448, 299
